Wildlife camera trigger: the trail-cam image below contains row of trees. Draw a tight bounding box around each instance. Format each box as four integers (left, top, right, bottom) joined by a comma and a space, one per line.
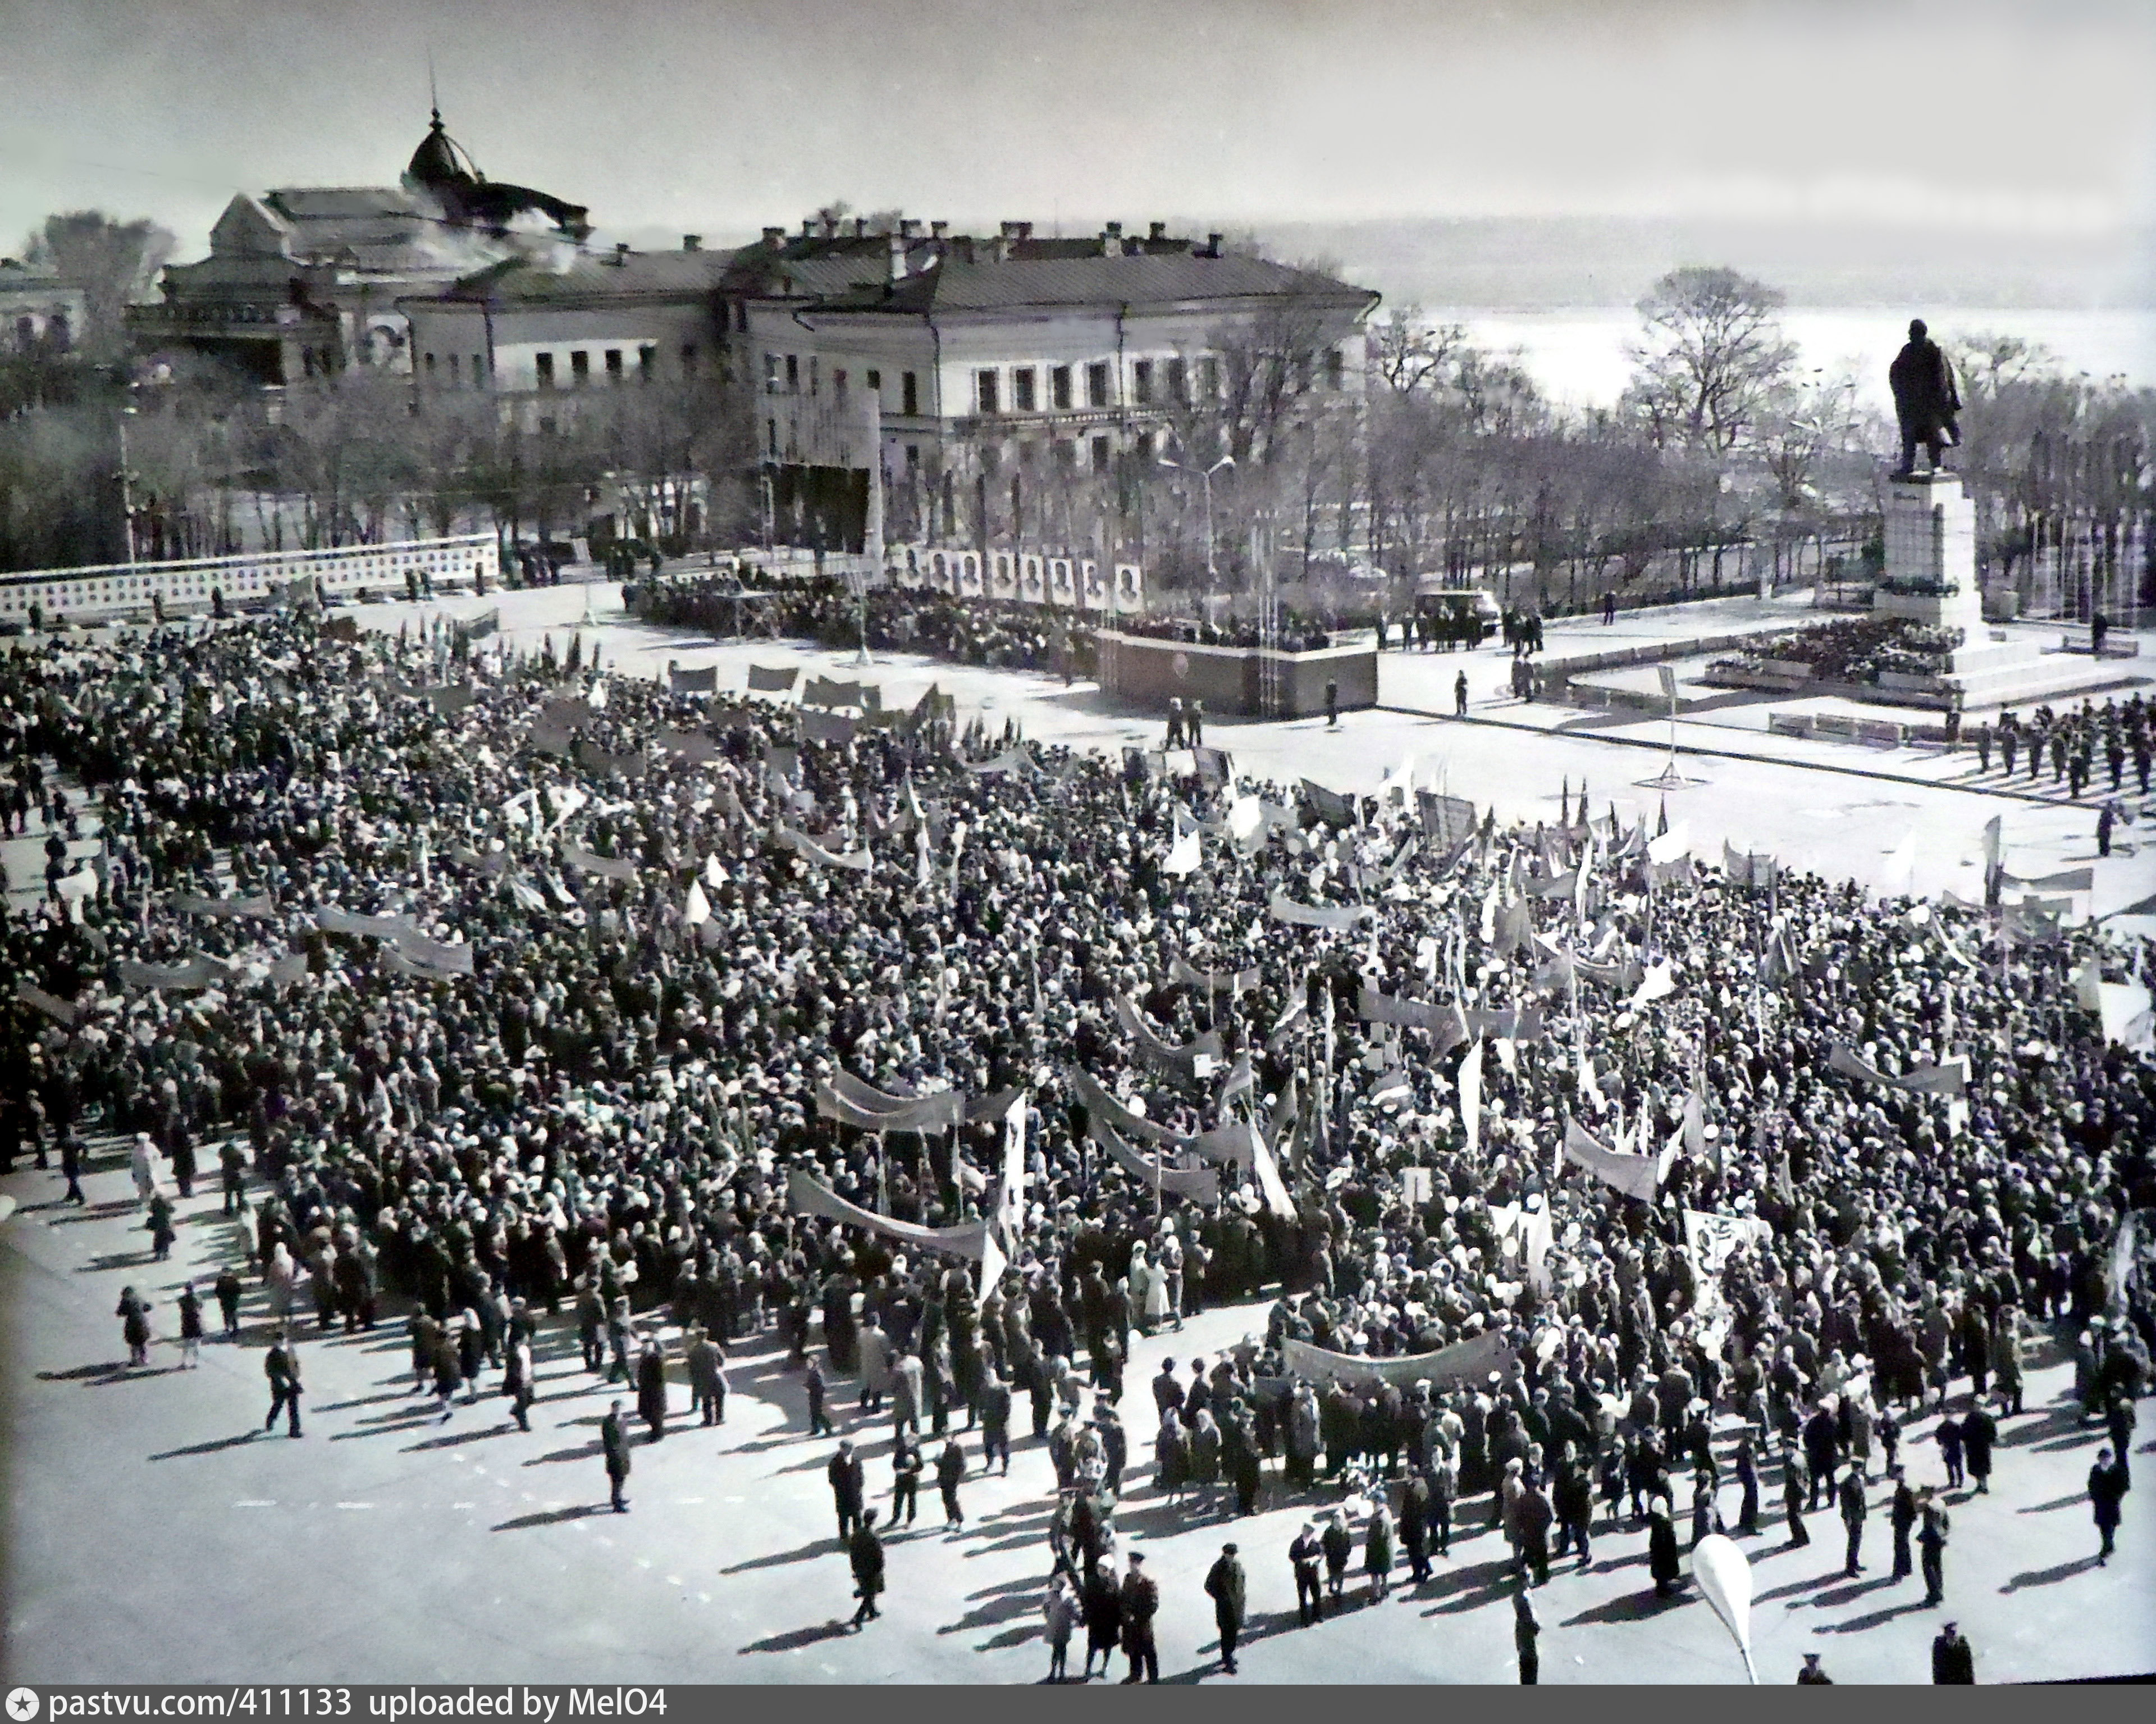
5, 208, 2152, 623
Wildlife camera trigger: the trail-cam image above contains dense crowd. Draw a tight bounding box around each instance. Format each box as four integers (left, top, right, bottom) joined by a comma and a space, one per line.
627, 568, 1088, 677
2, 600, 2150, 1679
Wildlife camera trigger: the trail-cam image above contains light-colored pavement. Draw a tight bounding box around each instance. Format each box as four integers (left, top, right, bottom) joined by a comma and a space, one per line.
4, 1139, 2151, 1686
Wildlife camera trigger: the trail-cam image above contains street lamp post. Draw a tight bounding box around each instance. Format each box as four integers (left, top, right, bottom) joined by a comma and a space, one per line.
118, 405, 139, 566
1159, 451, 1234, 596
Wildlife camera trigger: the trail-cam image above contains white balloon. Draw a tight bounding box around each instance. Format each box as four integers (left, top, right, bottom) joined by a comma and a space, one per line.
1689, 1533, 1756, 1684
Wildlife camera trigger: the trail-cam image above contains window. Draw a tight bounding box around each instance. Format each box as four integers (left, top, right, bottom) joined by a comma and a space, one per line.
1012, 367, 1036, 412
976, 370, 1000, 415
834, 368, 848, 400
448, 354, 460, 386
764, 353, 780, 394
1326, 345, 1345, 390
424, 352, 437, 376
768, 418, 779, 458
1086, 362, 1111, 409
982, 444, 1001, 475
901, 371, 919, 416
808, 356, 819, 396
1132, 359, 1154, 404
605, 349, 624, 382
784, 354, 799, 393
1134, 431, 1154, 464
1050, 365, 1072, 410
472, 354, 485, 382
1090, 435, 1110, 473
1054, 440, 1075, 469
865, 368, 881, 390
539, 415, 558, 436
734, 303, 748, 334
681, 344, 698, 377
639, 345, 655, 381
905, 444, 920, 469
1167, 357, 1189, 404
570, 350, 590, 385
1199, 355, 1220, 400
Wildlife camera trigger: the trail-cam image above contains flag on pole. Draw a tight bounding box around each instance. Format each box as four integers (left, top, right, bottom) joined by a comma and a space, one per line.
1459, 1039, 1484, 1162
686, 879, 711, 926
1163, 825, 1202, 877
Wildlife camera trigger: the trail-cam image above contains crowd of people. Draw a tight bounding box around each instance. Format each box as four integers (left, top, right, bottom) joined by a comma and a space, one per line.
1967, 694, 2154, 810
626, 567, 1087, 678
2, 592, 2151, 1683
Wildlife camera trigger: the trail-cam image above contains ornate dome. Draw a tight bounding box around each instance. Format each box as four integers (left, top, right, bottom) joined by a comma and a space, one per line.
405, 111, 483, 192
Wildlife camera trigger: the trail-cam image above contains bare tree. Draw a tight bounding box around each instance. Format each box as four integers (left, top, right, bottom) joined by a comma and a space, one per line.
1623, 266, 1797, 455
24, 211, 174, 355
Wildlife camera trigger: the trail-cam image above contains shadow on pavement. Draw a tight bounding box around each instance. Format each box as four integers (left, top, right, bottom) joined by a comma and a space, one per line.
1563, 1588, 1688, 1627
148, 1430, 267, 1460
1817, 1598, 1933, 1634
2000, 1556, 2103, 1593
493, 1504, 606, 1531
739, 1620, 855, 1654
720, 1535, 832, 1576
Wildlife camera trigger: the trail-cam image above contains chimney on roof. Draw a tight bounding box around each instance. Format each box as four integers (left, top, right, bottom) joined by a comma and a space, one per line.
1149, 222, 1167, 243
1205, 232, 1223, 258
993, 231, 1012, 263
888, 231, 908, 287
682, 234, 702, 252
820, 216, 839, 239
854, 218, 866, 238
930, 220, 948, 241
898, 218, 921, 239
800, 218, 814, 238
1018, 222, 1033, 241
1000, 221, 1022, 239
610, 243, 630, 267
762, 226, 785, 251
1100, 221, 1122, 257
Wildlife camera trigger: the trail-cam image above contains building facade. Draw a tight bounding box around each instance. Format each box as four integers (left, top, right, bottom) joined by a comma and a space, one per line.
1, 259, 86, 355
129, 112, 587, 386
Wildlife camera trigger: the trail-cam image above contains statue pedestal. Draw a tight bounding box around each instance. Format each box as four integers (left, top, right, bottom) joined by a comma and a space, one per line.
1875, 472, 1984, 636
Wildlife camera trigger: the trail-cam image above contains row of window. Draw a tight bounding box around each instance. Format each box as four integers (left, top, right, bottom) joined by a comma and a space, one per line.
761, 424, 1156, 475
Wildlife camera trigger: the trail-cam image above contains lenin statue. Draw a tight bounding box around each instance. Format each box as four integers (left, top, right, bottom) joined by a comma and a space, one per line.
1889, 319, 1962, 478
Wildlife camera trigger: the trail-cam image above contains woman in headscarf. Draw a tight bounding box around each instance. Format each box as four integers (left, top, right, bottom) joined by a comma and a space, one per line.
1189, 1406, 1223, 1509
1154, 1406, 1189, 1503
1364, 1498, 1396, 1601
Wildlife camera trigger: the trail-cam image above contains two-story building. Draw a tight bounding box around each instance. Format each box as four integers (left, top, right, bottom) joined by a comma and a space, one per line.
129, 110, 588, 386
1, 258, 87, 355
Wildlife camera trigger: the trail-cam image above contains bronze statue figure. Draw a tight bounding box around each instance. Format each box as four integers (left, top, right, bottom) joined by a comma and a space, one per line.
1889, 318, 1962, 479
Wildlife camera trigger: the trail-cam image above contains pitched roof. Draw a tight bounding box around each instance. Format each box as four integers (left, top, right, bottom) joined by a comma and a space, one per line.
414, 248, 737, 307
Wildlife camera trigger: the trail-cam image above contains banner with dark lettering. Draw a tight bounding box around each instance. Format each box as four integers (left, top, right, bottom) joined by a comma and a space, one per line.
787, 1167, 988, 1260
1281, 1329, 1512, 1390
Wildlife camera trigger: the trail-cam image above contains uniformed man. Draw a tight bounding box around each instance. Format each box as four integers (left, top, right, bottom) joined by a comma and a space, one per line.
600, 1399, 632, 1512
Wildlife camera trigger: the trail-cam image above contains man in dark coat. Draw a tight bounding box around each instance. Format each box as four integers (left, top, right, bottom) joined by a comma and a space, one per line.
1118, 1552, 1160, 1684
600, 1399, 632, 1512
1080, 1561, 1122, 1679
263, 1328, 303, 1436
1290, 1521, 1325, 1625
1931, 1621, 1975, 1685
848, 1508, 885, 1627
2089, 1447, 2129, 1562
1889, 318, 1962, 478
1838, 1468, 1869, 1575
935, 1435, 967, 1527
1204, 1542, 1246, 1674
829, 1440, 865, 1540
635, 1337, 668, 1441
1513, 1583, 1541, 1685
1917, 1490, 1951, 1604
1961, 1401, 1997, 1494
1889, 1468, 1918, 1580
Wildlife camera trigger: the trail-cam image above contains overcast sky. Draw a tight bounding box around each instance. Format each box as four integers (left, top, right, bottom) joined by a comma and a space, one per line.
2, 0, 2150, 260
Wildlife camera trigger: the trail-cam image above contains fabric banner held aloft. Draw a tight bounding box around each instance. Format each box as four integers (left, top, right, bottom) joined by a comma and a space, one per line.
1359, 986, 1471, 1054
746, 664, 800, 694
1465, 1005, 1544, 1045
668, 665, 719, 696
1280, 1328, 1513, 1392
1563, 1117, 1660, 1201
1065, 1065, 1195, 1150
1170, 955, 1260, 996
170, 892, 276, 920
1112, 995, 1225, 1088
815, 1079, 965, 1134
1682, 1208, 1773, 1283
1417, 791, 1477, 847
801, 677, 862, 710
1192, 746, 1234, 787
314, 906, 418, 941
1247, 1124, 1296, 1219
561, 845, 638, 883
15, 980, 80, 1027
656, 728, 723, 764
574, 740, 648, 779
779, 826, 872, 873
1269, 891, 1376, 932
394, 932, 477, 977
1825, 1041, 1968, 1097
963, 746, 1036, 777
1300, 779, 1356, 827
786, 1167, 988, 1261
115, 956, 226, 992
425, 685, 480, 715
800, 709, 857, 747
1089, 1114, 1221, 1205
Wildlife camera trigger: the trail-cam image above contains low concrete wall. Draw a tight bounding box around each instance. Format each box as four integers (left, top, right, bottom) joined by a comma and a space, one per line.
1095, 631, 1377, 719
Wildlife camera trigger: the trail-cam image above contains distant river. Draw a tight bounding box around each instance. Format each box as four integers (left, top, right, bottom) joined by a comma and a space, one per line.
1428, 306, 2156, 412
